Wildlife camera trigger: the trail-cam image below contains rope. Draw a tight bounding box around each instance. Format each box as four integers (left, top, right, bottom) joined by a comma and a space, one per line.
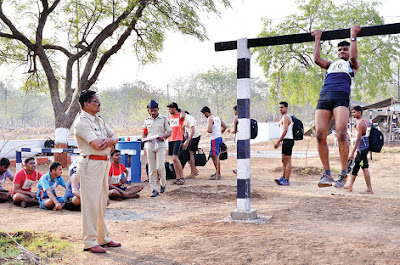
0, 225, 41, 264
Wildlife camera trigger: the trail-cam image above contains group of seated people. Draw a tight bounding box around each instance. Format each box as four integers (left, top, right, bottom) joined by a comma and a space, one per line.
0, 149, 143, 211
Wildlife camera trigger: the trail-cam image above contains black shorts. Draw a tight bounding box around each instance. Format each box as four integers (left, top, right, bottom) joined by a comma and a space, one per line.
282, 139, 295, 156
65, 197, 80, 211
188, 136, 201, 152
351, 149, 369, 176
316, 91, 350, 111
168, 140, 182, 156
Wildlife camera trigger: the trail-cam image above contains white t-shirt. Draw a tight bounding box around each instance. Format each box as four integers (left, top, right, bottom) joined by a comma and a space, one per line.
184, 114, 201, 139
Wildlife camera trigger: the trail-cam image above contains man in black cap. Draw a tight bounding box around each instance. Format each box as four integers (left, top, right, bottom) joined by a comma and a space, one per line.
167, 102, 186, 185
143, 100, 172, 197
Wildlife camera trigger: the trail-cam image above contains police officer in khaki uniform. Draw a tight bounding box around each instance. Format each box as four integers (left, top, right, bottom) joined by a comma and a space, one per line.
74, 90, 120, 253
142, 100, 172, 197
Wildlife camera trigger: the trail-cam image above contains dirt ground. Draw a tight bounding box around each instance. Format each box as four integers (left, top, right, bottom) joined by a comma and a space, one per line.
1, 135, 400, 265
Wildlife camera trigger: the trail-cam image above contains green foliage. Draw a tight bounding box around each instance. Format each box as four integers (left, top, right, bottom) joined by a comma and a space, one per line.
98, 66, 274, 128
255, 0, 400, 107
0, 231, 72, 264
0, 0, 231, 130
0, 82, 54, 128
99, 81, 165, 126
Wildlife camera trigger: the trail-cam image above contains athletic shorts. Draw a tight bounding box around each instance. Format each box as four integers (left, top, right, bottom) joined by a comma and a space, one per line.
65, 197, 81, 211
168, 140, 182, 156
351, 149, 369, 176
38, 195, 64, 210
112, 185, 127, 191
282, 139, 295, 156
316, 91, 350, 111
188, 136, 201, 152
210, 137, 223, 156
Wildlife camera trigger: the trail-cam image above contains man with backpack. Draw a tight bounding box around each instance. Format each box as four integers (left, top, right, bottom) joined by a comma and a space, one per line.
201, 106, 227, 180
344, 106, 373, 194
274, 101, 294, 186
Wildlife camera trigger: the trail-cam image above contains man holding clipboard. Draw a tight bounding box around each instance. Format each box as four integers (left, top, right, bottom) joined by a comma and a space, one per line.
142, 100, 172, 197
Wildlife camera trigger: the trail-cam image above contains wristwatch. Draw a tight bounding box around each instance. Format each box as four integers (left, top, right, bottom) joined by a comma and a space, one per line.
351, 37, 357, 41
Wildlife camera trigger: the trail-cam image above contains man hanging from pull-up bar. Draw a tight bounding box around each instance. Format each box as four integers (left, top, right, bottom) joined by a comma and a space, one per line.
312, 25, 361, 189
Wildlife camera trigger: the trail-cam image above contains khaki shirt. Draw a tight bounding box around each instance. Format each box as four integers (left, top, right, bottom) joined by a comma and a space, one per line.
143, 114, 172, 149
74, 110, 115, 156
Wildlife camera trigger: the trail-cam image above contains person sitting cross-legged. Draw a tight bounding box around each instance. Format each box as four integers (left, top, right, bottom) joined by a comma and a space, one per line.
0, 158, 14, 203
64, 159, 81, 211
37, 162, 67, 211
11, 157, 42, 208
108, 150, 144, 200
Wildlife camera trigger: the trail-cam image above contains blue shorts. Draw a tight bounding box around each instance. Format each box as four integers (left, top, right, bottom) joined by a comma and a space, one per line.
115, 185, 127, 191
38, 195, 64, 210
210, 137, 223, 156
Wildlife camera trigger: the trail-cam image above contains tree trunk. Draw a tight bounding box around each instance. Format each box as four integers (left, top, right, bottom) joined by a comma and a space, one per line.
53, 109, 79, 167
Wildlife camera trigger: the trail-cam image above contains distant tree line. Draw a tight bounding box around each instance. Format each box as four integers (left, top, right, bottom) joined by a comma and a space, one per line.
99, 67, 280, 128
0, 82, 54, 129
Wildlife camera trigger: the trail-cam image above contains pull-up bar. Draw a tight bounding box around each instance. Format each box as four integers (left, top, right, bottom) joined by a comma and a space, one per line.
215, 22, 400, 51
221, 22, 400, 221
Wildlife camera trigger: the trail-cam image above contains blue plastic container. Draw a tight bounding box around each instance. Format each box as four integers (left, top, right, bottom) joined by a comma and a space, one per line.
115, 141, 141, 183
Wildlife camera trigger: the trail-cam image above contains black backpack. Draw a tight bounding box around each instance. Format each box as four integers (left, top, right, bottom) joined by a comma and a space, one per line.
44, 138, 55, 156
219, 142, 228, 160
368, 126, 384, 153
146, 162, 177, 180
250, 119, 258, 139
291, 116, 304, 141
165, 162, 177, 179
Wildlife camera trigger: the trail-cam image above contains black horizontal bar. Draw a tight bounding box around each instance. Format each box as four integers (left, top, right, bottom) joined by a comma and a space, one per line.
215, 23, 400, 52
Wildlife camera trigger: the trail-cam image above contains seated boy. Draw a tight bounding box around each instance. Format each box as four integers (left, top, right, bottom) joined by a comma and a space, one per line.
0, 158, 13, 202
108, 150, 144, 200
64, 159, 81, 211
36, 162, 66, 211
11, 157, 42, 207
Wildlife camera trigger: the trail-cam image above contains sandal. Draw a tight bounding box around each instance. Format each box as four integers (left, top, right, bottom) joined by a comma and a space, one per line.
176, 178, 185, 185
209, 174, 221, 180
173, 178, 185, 185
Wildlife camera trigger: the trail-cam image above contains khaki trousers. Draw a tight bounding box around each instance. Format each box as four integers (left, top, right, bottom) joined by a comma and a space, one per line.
77, 157, 111, 249
147, 147, 166, 191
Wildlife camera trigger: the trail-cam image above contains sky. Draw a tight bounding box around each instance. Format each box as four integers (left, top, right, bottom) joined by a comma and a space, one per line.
95, 0, 400, 91
1, 0, 399, 92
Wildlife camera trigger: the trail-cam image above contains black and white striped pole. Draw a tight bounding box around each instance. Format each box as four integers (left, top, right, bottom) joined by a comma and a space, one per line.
231, 38, 257, 220
215, 23, 400, 220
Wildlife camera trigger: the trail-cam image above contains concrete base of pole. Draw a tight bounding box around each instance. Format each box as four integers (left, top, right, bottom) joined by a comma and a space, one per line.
231, 209, 258, 221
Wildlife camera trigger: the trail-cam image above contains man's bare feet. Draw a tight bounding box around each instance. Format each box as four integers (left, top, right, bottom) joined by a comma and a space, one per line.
343, 186, 352, 192
360, 190, 374, 194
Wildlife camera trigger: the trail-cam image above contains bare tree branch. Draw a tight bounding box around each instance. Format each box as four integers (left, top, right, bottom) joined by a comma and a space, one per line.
43, 45, 72, 57
0, 2, 34, 50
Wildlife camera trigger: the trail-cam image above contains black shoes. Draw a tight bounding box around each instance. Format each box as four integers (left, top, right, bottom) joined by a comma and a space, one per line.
150, 190, 159, 197
160, 186, 166, 193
